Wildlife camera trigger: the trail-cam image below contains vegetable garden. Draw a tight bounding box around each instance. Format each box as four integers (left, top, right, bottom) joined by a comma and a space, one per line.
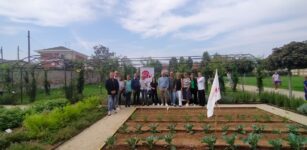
103, 107, 307, 150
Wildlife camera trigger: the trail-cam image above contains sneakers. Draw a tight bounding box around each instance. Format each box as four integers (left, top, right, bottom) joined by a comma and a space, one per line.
116, 107, 121, 111
185, 103, 189, 107
108, 111, 111, 116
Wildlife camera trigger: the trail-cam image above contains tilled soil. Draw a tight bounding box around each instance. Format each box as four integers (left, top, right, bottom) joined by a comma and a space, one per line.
102, 107, 307, 150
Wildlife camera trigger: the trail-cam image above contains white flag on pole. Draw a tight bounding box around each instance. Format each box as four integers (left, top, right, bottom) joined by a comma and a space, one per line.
206, 69, 221, 118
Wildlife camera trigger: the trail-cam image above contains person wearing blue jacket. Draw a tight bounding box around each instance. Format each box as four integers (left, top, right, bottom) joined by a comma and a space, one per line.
131, 73, 141, 105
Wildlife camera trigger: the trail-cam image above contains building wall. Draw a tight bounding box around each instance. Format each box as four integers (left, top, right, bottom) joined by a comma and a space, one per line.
291, 69, 307, 76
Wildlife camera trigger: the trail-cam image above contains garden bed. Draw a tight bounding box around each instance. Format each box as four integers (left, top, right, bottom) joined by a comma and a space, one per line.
102, 107, 307, 150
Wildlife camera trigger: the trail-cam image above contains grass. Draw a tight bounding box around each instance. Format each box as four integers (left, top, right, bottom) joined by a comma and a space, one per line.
238, 76, 304, 92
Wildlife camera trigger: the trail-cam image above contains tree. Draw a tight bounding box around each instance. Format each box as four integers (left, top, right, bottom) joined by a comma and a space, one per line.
266, 41, 307, 97
169, 57, 178, 72
144, 58, 163, 77
187, 57, 193, 70
120, 56, 136, 78
44, 70, 50, 95
77, 66, 85, 95
233, 58, 255, 91
256, 59, 264, 94
200, 51, 212, 92
29, 68, 37, 102
177, 57, 189, 72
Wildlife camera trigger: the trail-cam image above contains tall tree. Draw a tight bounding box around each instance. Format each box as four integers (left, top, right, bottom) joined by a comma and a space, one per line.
169, 57, 178, 72
200, 51, 211, 92
187, 57, 193, 70
177, 57, 189, 72
266, 41, 307, 97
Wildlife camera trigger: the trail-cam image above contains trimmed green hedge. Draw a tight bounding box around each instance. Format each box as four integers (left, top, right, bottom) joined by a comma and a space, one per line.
0, 108, 25, 131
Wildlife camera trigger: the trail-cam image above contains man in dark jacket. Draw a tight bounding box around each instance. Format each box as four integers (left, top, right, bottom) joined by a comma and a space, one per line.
105, 72, 119, 116
131, 73, 141, 105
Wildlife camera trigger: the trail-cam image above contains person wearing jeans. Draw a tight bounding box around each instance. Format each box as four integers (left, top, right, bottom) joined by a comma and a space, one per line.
105, 72, 119, 116
125, 75, 132, 107
169, 72, 176, 106
132, 73, 141, 105
158, 72, 169, 106
175, 73, 183, 107
197, 72, 206, 106
140, 78, 148, 105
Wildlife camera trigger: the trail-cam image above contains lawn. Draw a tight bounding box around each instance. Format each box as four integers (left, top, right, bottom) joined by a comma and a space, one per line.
238, 76, 305, 92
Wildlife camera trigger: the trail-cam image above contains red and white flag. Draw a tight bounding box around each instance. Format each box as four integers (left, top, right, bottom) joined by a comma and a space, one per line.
206, 69, 221, 118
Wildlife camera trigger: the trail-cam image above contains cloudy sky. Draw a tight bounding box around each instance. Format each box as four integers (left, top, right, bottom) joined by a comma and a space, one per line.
0, 0, 307, 60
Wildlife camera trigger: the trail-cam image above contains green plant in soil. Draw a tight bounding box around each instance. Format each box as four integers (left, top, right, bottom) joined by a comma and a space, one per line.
164, 133, 176, 150
126, 137, 140, 150
268, 138, 282, 150
281, 116, 289, 123
201, 134, 217, 150
184, 123, 194, 134
157, 113, 163, 121
272, 129, 282, 135
134, 124, 143, 134
235, 125, 246, 134
224, 115, 233, 122
149, 123, 159, 134
167, 123, 177, 134
144, 135, 158, 150
183, 114, 192, 122
252, 115, 260, 122
262, 114, 272, 122
287, 124, 299, 135
222, 125, 230, 135
287, 133, 307, 150
130, 113, 136, 120
143, 116, 148, 122
118, 123, 129, 133
222, 134, 237, 150
243, 133, 261, 150
197, 113, 206, 122
252, 124, 265, 134
237, 114, 246, 120
105, 135, 116, 149
202, 124, 212, 133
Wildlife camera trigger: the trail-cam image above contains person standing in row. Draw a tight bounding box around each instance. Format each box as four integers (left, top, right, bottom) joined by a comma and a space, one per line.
140, 76, 148, 105
158, 72, 169, 106
190, 73, 198, 105
304, 76, 307, 100
169, 72, 176, 106
105, 72, 119, 116
175, 73, 183, 107
150, 78, 159, 105
182, 73, 191, 106
125, 75, 132, 107
114, 71, 120, 110
118, 77, 125, 107
132, 73, 141, 105
197, 72, 206, 106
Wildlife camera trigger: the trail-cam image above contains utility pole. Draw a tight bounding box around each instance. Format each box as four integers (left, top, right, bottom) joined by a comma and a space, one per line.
0, 46, 3, 62
28, 30, 30, 63
17, 46, 20, 61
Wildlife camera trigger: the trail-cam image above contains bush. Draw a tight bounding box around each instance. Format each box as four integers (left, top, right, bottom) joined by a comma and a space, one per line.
23, 96, 100, 136
297, 103, 307, 115
0, 108, 25, 131
30, 98, 69, 113
7, 142, 44, 150
0, 94, 18, 105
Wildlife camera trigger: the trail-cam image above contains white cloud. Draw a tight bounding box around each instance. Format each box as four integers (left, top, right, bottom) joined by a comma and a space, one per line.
120, 0, 307, 41
0, 0, 118, 26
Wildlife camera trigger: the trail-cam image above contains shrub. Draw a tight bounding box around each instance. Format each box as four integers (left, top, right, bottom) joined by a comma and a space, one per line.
164, 133, 175, 150
126, 137, 139, 150
222, 125, 229, 135
184, 123, 194, 134
0, 108, 25, 131
201, 135, 216, 150
287, 124, 299, 135
202, 124, 211, 133
0, 94, 18, 105
243, 133, 261, 150
7, 142, 44, 150
144, 135, 158, 150
287, 133, 307, 150
105, 135, 116, 150
268, 138, 282, 150
297, 103, 307, 115
30, 98, 69, 113
222, 134, 237, 150
118, 123, 129, 133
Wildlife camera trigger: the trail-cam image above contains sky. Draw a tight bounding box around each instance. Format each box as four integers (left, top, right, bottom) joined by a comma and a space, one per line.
0, 0, 307, 60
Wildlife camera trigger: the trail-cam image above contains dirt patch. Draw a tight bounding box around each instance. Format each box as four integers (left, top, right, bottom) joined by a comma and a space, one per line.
102, 107, 307, 150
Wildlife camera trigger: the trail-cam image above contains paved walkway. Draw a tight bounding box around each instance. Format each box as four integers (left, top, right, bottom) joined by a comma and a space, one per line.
56, 107, 136, 150
235, 84, 305, 99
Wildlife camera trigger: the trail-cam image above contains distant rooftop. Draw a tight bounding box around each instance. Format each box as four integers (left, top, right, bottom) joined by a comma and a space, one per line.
36, 46, 88, 57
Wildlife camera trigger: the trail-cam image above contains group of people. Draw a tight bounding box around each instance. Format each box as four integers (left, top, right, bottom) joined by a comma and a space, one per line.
105, 71, 207, 116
